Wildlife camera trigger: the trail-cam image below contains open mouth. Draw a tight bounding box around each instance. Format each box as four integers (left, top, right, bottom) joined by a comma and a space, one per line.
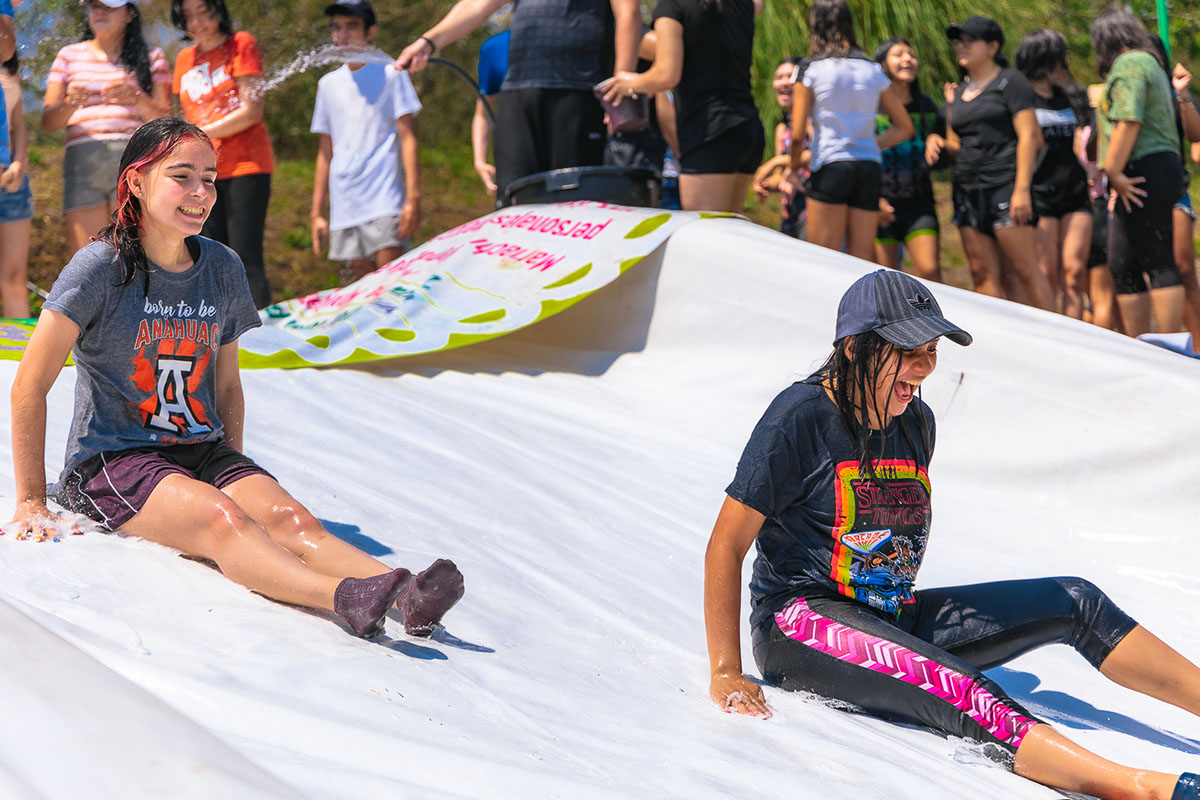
179, 205, 206, 219
894, 380, 920, 404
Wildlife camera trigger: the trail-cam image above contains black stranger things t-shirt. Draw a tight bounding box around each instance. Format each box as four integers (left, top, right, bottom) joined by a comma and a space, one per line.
726, 380, 936, 631
951, 68, 1037, 191
652, 0, 757, 155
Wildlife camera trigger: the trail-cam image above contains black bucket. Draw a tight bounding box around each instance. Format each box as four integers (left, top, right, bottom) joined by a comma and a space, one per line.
501, 166, 661, 208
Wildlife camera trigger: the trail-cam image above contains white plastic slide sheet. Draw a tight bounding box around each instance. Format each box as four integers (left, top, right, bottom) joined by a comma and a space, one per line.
1, 217, 1199, 798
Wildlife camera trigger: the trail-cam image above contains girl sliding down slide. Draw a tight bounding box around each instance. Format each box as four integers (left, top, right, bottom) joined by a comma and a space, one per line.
704, 268, 1200, 799
8, 117, 463, 639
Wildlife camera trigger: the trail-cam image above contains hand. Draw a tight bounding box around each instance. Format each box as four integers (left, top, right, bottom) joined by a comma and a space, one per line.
103, 79, 142, 105
0, 160, 23, 193
398, 201, 420, 239
710, 671, 771, 719
925, 133, 946, 166
1173, 63, 1193, 95
311, 215, 329, 255
879, 198, 896, 225
5, 499, 76, 542
65, 83, 91, 109
943, 81, 958, 105
1009, 187, 1033, 225
1108, 171, 1147, 212
602, 72, 640, 108
396, 37, 434, 73
474, 161, 497, 196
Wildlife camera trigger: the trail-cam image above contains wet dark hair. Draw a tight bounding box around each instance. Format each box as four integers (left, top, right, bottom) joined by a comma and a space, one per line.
82, 3, 154, 93
1090, 8, 1153, 77
814, 331, 932, 483
170, 0, 236, 39
98, 118, 214, 292
1015, 28, 1068, 82
1062, 81, 1094, 129
2, 51, 16, 77
809, 0, 858, 59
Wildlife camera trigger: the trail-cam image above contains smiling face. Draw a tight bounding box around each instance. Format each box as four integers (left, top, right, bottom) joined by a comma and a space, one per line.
772, 62, 794, 108
85, 1, 132, 40
180, 0, 222, 48
869, 338, 940, 424
130, 138, 218, 240
885, 43, 918, 85
330, 14, 374, 48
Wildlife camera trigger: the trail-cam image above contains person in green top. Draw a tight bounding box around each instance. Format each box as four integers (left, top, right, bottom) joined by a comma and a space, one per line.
1091, 9, 1185, 338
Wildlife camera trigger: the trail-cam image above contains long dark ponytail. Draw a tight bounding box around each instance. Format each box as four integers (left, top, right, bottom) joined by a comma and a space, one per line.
813, 331, 932, 483
98, 118, 213, 291
82, 4, 155, 93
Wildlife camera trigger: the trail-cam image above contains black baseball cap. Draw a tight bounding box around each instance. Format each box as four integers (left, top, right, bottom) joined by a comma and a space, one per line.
946, 16, 1004, 46
835, 269, 972, 348
325, 0, 376, 28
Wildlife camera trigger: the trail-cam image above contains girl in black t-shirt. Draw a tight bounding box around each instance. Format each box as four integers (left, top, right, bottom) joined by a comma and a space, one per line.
872, 38, 946, 283
1016, 29, 1093, 320
941, 17, 1054, 311
705, 268, 1200, 800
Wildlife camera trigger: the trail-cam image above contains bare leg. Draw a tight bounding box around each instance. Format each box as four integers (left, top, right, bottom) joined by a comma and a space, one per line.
347, 258, 376, 280
221, 474, 392, 580
1100, 625, 1200, 715
1089, 265, 1124, 332
904, 233, 942, 283
1059, 211, 1093, 320
847, 207, 880, 262
1014, 724, 1178, 800
1172, 207, 1200, 349
374, 243, 408, 269
958, 226, 1005, 298
64, 204, 111, 256
1117, 292, 1153, 338
1149, 285, 1186, 334
875, 240, 900, 269
1035, 216, 1063, 311
121, 474, 340, 610
679, 173, 748, 214
995, 224, 1055, 310
0, 217, 31, 318
805, 198, 849, 254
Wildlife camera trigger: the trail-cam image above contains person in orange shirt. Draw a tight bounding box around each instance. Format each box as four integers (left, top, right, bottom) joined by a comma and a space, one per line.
171, 0, 274, 308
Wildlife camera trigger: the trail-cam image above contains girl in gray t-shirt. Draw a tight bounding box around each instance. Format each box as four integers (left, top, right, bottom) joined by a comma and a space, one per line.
9, 118, 463, 640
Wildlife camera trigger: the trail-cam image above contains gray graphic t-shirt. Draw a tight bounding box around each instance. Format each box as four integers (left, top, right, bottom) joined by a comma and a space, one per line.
44, 237, 261, 479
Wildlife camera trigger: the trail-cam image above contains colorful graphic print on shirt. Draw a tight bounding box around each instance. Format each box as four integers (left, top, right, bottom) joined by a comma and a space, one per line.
830, 458, 931, 614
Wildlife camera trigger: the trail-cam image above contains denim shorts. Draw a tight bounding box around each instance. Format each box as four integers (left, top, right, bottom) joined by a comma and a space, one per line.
62, 138, 127, 213
0, 172, 33, 223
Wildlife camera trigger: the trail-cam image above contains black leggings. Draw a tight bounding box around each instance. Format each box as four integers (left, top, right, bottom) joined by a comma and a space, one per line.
752, 577, 1137, 762
203, 173, 272, 308
1108, 151, 1183, 295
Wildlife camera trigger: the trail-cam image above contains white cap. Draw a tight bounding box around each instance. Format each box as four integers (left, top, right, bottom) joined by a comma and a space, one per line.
84, 0, 137, 8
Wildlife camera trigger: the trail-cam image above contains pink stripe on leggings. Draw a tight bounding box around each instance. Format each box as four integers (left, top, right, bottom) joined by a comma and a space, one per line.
775, 597, 1037, 748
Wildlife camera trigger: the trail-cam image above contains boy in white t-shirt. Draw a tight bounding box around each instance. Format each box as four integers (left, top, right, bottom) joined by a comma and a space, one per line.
310, 0, 421, 279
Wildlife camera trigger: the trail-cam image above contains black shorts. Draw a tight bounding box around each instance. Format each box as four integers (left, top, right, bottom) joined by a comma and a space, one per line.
1034, 180, 1091, 220
952, 182, 1037, 235
1108, 151, 1183, 294
678, 117, 765, 175
1087, 196, 1109, 268
494, 88, 606, 197
877, 199, 939, 243
805, 159, 883, 211
752, 577, 1137, 761
56, 440, 272, 531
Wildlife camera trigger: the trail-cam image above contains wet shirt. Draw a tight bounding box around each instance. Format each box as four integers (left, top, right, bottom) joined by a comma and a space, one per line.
652, 0, 757, 155
1098, 49, 1181, 166
44, 237, 261, 479
1031, 86, 1087, 210
503, 0, 614, 91
877, 92, 944, 206
173, 32, 275, 180
726, 380, 935, 631
951, 68, 1037, 190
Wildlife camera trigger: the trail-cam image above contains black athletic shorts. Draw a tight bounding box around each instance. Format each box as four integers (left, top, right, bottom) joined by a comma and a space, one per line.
953, 182, 1037, 235
752, 576, 1137, 762
1108, 151, 1184, 294
494, 88, 606, 198
806, 160, 883, 211
1034, 180, 1091, 220
679, 116, 765, 175
1087, 196, 1109, 269
877, 199, 939, 243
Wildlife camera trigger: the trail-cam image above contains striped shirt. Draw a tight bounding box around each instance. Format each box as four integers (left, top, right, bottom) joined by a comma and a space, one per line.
47, 42, 170, 146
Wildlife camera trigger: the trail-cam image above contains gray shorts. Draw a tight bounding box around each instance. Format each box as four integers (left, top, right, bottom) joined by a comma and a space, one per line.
329, 214, 410, 261
63, 138, 127, 213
